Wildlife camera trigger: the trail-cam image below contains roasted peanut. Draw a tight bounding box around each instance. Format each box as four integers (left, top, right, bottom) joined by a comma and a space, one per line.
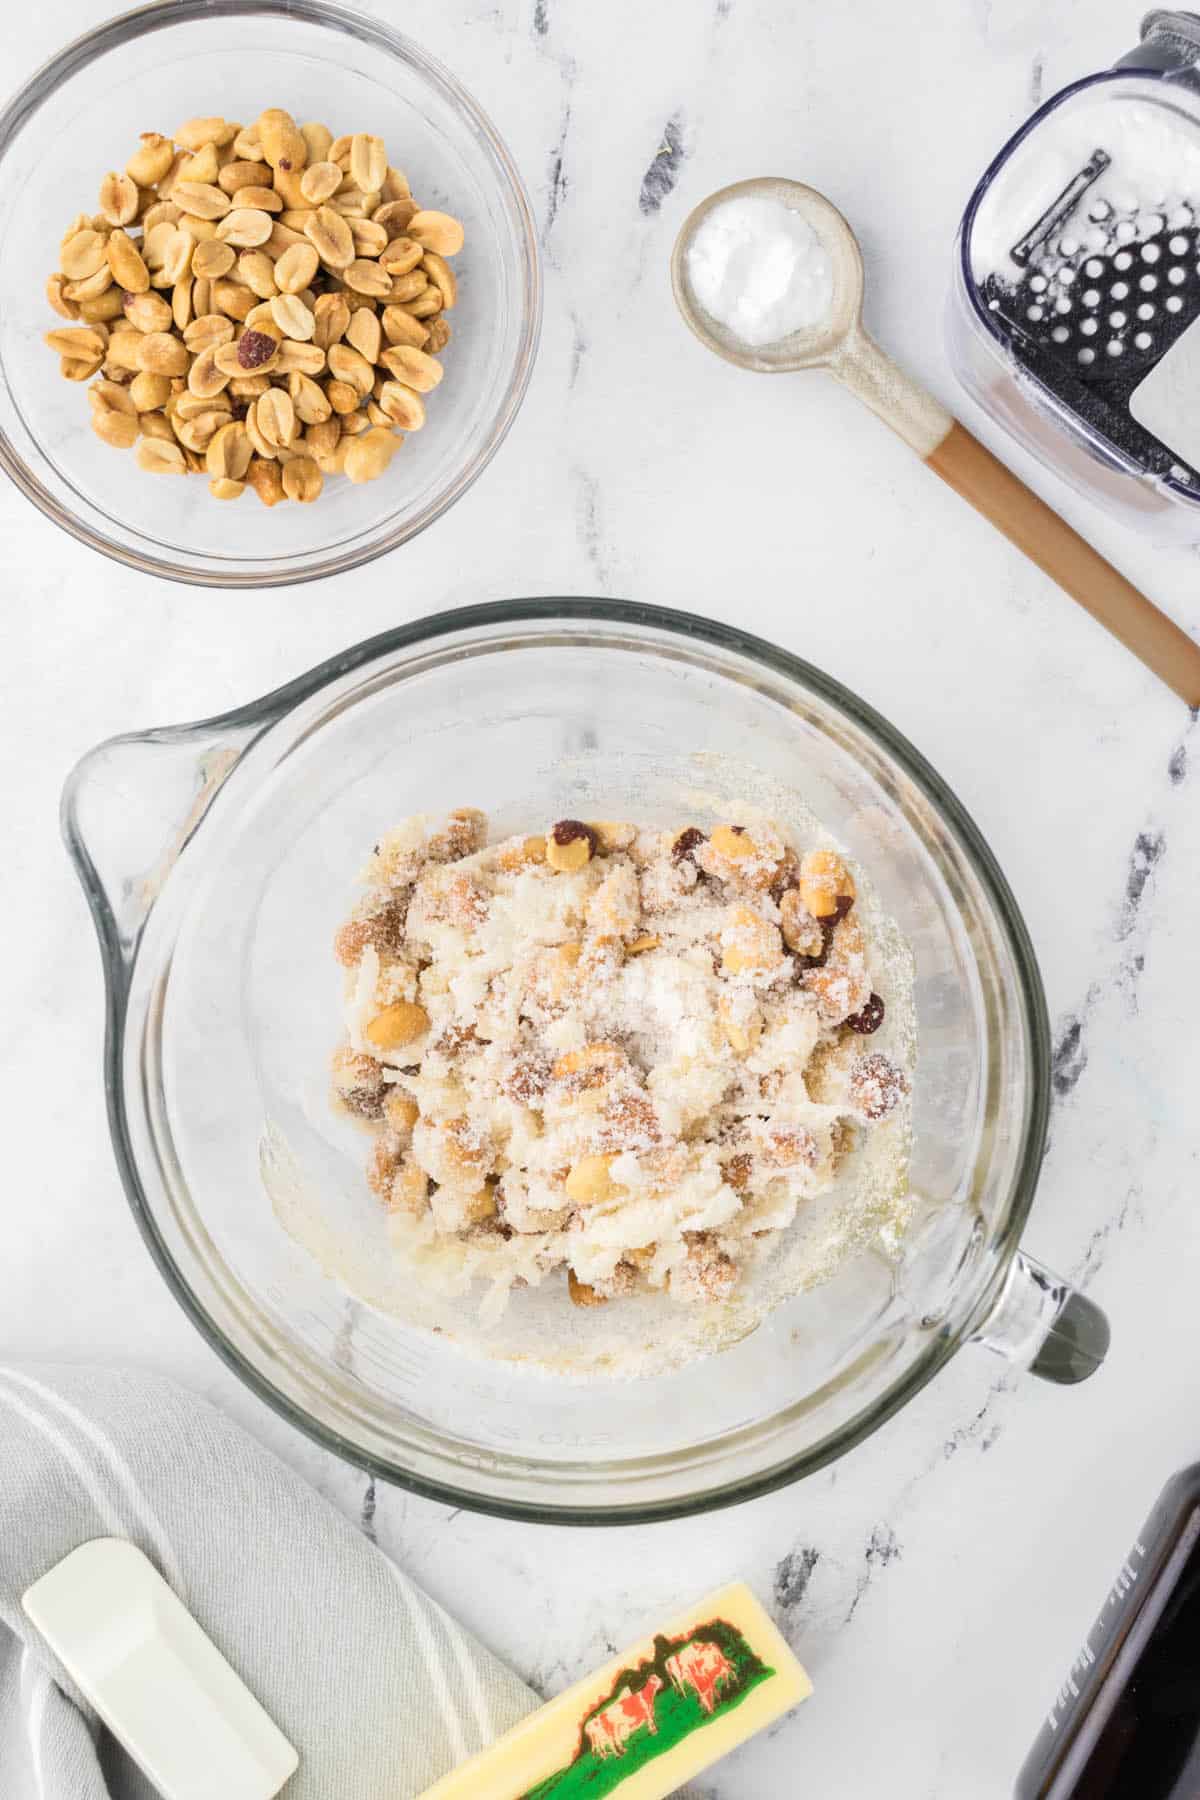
300, 121, 333, 164
258, 107, 307, 172
381, 304, 428, 349
190, 237, 235, 281
183, 312, 234, 355
269, 292, 313, 340
273, 242, 319, 293
327, 341, 374, 397
779, 888, 825, 956
304, 205, 354, 268
402, 287, 443, 320
217, 207, 273, 248
173, 180, 231, 221
349, 217, 388, 259
232, 124, 265, 162
187, 345, 230, 398
343, 257, 391, 298
407, 209, 465, 256
253, 387, 296, 449
389, 268, 427, 304
375, 198, 418, 235
345, 307, 381, 363
553, 1042, 627, 1088
421, 251, 457, 310
136, 436, 186, 473
105, 231, 149, 291
350, 133, 387, 192
717, 995, 762, 1055
376, 381, 425, 430
380, 236, 423, 276
63, 266, 113, 304
565, 1154, 624, 1206
211, 277, 256, 321
546, 819, 597, 872
237, 250, 278, 298
281, 454, 322, 502
274, 338, 324, 376
232, 185, 283, 214
378, 344, 442, 392
179, 143, 220, 185
365, 1001, 430, 1050
300, 161, 342, 206
137, 331, 189, 376
90, 403, 139, 449
343, 425, 397, 483
127, 133, 175, 186
44, 325, 107, 362
265, 220, 305, 259
313, 293, 351, 349
246, 455, 286, 506
218, 159, 266, 195
129, 370, 172, 411
175, 116, 230, 151
205, 419, 253, 479
79, 288, 127, 324
61, 229, 107, 281
287, 370, 330, 423
60, 354, 101, 381
720, 905, 786, 977
46, 274, 79, 321
99, 171, 140, 227
567, 1271, 607, 1308
799, 849, 856, 920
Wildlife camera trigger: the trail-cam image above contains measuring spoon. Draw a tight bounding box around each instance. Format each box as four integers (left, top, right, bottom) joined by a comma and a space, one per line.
671, 177, 1200, 707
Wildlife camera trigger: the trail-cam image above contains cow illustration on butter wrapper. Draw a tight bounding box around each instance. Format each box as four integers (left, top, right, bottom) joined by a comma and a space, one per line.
414, 1582, 812, 1800
520, 1616, 773, 1798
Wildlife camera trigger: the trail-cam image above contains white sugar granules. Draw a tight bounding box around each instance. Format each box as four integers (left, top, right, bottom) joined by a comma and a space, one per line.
687, 196, 834, 346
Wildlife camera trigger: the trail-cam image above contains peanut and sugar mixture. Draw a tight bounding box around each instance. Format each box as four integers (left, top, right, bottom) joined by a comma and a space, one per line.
331, 810, 910, 1316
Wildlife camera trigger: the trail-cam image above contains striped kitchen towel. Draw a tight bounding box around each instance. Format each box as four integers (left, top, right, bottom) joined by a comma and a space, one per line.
0, 1362, 700, 1799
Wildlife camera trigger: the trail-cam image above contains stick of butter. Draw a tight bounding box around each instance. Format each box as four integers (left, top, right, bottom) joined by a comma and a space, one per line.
418, 1580, 811, 1800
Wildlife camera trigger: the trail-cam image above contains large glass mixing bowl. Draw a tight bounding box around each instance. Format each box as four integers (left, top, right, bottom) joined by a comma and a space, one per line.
63, 602, 1108, 1523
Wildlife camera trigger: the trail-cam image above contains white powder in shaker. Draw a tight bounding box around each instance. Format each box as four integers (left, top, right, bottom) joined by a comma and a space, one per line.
970, 92, 1200, 281
687, 196, 834, 347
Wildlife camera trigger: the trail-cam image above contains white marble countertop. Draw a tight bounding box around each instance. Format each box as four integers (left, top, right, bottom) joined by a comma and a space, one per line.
4, 1, 1199, 1795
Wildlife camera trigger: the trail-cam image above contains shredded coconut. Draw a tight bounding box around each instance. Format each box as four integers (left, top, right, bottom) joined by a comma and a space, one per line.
318, 807, 915, 1374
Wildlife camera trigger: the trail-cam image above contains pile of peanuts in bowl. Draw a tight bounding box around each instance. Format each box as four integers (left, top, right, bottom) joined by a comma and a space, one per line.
44, 108, 465, 505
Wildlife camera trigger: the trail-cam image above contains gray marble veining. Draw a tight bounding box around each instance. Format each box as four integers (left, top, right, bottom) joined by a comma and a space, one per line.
3, 2, 1199, 1796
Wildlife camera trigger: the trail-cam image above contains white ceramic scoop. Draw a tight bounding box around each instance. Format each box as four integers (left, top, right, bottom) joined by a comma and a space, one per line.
672, 176, 1200, 707
23, 1539, 298, 1800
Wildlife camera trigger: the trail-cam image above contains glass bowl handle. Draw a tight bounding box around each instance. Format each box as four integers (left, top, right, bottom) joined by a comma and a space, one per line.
972, 1250, 1110, 1384
61, 721, 259, 977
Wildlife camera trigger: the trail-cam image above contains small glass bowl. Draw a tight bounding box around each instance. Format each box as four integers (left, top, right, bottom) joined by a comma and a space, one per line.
0, 0, 540, 586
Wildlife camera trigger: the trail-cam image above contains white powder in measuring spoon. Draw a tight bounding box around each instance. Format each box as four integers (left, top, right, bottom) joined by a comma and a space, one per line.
687, 196, 834, 346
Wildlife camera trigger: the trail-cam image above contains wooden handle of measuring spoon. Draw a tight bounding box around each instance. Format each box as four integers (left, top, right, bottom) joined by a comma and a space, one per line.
928, 424, 1200, 705
834, 329, 1200, 707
